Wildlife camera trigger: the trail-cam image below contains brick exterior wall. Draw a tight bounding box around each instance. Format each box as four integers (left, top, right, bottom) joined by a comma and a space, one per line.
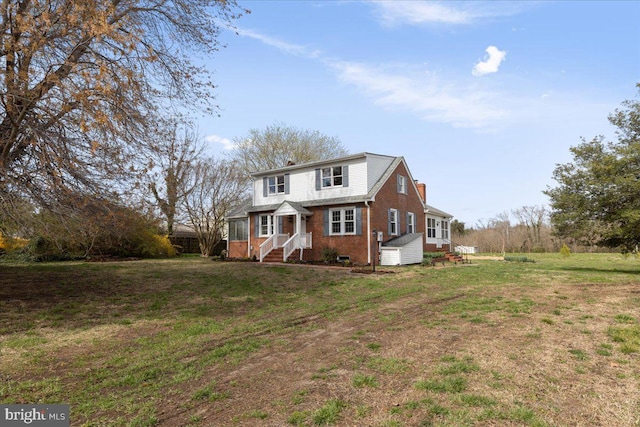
368, 161, 426, 251
228, 241, 248, 259
301, 204, 369, 264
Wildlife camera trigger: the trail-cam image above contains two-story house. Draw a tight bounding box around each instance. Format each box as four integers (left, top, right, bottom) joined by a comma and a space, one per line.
226, 152, 453, 265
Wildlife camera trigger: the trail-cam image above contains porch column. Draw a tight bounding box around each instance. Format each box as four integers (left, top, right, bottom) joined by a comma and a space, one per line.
296, 212, 302, 261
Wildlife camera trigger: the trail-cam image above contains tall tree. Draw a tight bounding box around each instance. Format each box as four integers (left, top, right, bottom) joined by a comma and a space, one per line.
512, 205, 548, 251
148, 120, 203, 235
183, 157, 247, 257
0, 0, 246, 213
228, 122, 349, 177
545, 84, 640, 251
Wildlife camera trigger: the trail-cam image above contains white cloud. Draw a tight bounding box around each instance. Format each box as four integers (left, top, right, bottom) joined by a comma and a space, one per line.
369, 1, 529, 27
472, 46, 507, 76
371, 1, 473, 25
232, 26, 508, 129
329, 60, 507, 128
235, 27, 320, 58
205, 134, 235, 150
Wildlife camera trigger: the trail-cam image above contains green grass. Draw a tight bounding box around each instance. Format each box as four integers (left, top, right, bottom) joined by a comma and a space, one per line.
1, 254, 638, 426
312, 399, 346, 425
352, 373, 378, 388
366, 356, 411, 374
415, 376, 468, 393
608, 325, 640, 354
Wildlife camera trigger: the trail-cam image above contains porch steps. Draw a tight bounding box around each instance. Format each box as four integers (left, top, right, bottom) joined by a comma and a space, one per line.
262, 248, 301, 263
442, 251, 464, 263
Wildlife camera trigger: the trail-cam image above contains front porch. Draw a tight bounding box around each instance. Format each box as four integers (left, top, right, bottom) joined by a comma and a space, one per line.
259, 232, 312, 262
258, 201, 313, 262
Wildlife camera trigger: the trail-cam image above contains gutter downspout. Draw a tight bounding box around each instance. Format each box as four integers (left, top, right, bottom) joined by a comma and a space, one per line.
365, 199, 371, 264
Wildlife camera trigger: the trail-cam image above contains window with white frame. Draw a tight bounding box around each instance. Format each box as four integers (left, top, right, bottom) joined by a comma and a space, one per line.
330, 207, 355, 235
322, 166, 343, 188
259, 214, 274, 236
427, 217, 437, 238
397, 174, 407, 194
407, 212, 415, 233
267, 175, 285, 195
229, 219, 248, 241
389, 208, 398, 236
441, 220, 449, 240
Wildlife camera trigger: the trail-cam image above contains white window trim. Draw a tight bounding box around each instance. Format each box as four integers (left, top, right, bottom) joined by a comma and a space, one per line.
398, 175, 407, 194
259, 214, 274, 237
267, 175, 286, 195
229, 219, 248, 241
329, 207, 356, 236
407, 212, 415, 233
427, 217, 437, 239
322, 166, 343, 188
389, 208, 399, 236
441, 220, 449, 240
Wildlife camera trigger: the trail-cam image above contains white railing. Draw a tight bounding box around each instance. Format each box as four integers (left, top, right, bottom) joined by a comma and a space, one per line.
259, 234, 276, 262
282, 233, 300, 261
259, 233, 291, 262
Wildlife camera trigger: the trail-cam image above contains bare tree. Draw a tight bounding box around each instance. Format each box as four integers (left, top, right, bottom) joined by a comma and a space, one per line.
183, 158, 247, 257
0, 0, 246, 215
149, 120, 203, 235
228, 122, 349, 177
512, 205, 548, 251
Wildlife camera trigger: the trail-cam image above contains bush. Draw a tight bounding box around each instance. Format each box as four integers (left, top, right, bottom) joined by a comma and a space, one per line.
137, 233, 176, 258
321, 247, 339, 264
560, 243, 571, 257
19, 198, 177, 261
0, 233, 28, 253
504, 256, 535, 263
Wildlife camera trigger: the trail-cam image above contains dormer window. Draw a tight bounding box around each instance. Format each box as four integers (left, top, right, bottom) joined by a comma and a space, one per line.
322, 166, 342, 188
262, 173, 289, 197
315, 165, 349, 190
268, 175, 286, 194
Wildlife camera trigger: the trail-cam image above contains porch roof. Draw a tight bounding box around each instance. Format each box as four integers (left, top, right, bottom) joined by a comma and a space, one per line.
273, 200, 313, 216
245, 195, 370, 213
425, 205, 453, 218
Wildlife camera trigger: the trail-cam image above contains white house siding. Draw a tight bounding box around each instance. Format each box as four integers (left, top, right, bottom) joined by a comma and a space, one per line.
365, 154, 395, 191
380, 248, 401, 266
253, 158, 369, 207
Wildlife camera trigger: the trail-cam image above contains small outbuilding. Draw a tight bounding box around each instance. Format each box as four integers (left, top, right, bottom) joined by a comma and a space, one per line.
380, 233, 424, 266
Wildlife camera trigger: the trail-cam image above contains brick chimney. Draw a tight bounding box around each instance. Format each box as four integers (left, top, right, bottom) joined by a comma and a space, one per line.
415, 181, 426, 203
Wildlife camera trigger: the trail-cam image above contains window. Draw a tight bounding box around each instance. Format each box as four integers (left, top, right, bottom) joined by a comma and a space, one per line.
389, 208, 398, 236
268, 175, 285, 194
322, 166, 343, 188
427, 217, 437, 238
441, 220, 449, 240
329, 207, 356, 235
259, 214, 274, 237
228, 219, 248, 241
397, 174, 407, 194
407, 212, 415, 233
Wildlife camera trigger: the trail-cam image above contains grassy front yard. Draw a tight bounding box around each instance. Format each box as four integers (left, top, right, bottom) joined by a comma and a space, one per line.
1, 254, 639, 426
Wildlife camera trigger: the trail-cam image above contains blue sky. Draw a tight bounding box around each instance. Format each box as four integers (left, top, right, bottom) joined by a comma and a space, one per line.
198, 1, 639, 227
